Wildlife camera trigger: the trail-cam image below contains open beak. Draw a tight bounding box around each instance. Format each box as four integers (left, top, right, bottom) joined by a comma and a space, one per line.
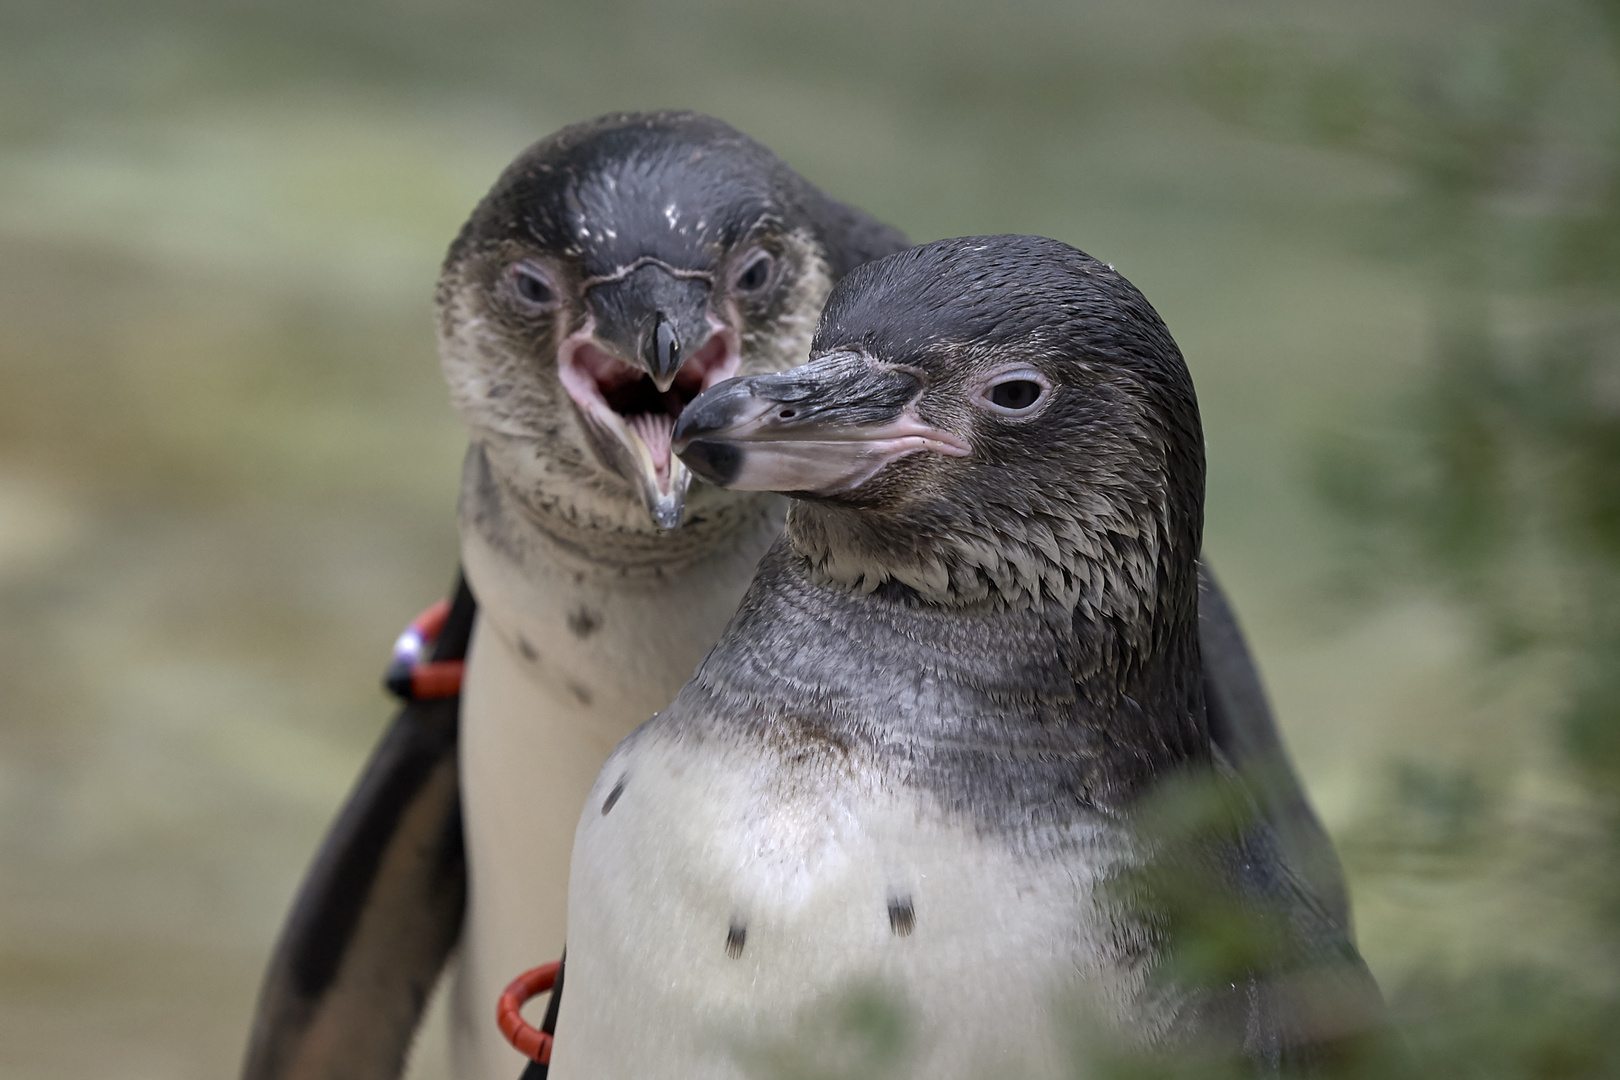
556, 265, 740, 530
671, 351, 970, 496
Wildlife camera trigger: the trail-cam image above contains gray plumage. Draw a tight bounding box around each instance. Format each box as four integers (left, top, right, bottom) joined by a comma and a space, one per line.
552, 235, 1379, 1078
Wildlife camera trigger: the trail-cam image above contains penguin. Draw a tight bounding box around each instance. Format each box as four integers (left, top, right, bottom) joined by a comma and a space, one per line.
243, 110, 915, 1080
550, 235, 1381, 1079
438, 111, 934, 1080
241, 115, 1346, 1080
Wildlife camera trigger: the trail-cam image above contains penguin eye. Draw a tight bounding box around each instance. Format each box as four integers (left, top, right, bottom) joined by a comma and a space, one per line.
510, 264, 557, 309
991, 381, 1042, 410
733, 252, 774, 294
978, 372, 1049, 416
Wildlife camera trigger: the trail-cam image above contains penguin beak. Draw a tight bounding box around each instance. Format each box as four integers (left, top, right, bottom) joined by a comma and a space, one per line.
587, 264, 719, 393
556, 265, 742, 530
671, 351, 970, 495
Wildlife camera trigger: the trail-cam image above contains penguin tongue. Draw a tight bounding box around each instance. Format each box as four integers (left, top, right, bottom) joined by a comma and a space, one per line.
625, 411, 676, 493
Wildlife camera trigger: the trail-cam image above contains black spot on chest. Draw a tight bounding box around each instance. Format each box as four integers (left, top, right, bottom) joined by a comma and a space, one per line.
887, 893, 915, 937
725, 920, 747, 959
567, 606, 602, 638
516, 635, 539, 662
601, 773, 627, 815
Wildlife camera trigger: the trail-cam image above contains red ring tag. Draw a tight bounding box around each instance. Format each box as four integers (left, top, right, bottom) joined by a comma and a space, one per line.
496, 961, 561, 1065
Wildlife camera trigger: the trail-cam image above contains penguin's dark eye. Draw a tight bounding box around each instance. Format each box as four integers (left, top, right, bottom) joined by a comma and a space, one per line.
983, 376, 1046, 414
733, 252, 774, 294
510, 265, 556, 309
991, 381, 1041, 410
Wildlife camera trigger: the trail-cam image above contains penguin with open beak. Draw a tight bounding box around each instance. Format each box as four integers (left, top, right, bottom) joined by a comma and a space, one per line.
437, 112, 913, 535
551, 235, 1380, 1078
435, 112, 915, 1080
242, 117, 1348, 1080
242, 111, 911, 1080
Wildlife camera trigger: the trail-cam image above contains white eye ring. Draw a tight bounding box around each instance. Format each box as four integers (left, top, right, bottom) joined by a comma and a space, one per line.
509, 262, 558, 309
732, 249, 775, 293
975, 370, 1050, 416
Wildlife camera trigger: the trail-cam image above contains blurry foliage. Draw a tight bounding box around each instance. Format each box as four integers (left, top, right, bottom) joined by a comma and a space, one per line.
1095, 771, 1394, 1079
1186, 0, 1620, 1075
1340, 761, 1495, 876
1074, 769, 1620, 1079
1122, 769, 1310, 990
739, 981, 913, 1080
1193, 0, 1620, 772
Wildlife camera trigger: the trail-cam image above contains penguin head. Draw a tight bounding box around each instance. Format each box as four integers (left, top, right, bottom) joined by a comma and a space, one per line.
674, 234, 1205, 618
437, 111, 847, 533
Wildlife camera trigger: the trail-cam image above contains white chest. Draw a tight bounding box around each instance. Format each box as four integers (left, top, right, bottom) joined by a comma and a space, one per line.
550, 729, 1139, 1080
451, 523, 776, 1080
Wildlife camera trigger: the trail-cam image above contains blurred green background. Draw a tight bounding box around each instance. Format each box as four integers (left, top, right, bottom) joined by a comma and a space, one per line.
2, 0, 1618, 1076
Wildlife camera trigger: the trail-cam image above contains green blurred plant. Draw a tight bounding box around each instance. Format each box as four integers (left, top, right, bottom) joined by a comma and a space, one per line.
737, 979, 913, 1080
1195, 0, 1620, 784
1184, 1, 1620, 1075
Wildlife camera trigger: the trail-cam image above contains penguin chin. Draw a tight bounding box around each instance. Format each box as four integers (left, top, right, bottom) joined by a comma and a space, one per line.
558, 324, 740, 529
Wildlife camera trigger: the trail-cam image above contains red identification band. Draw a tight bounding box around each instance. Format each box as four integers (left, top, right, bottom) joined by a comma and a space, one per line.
385, 600, 465, 701
412, 598, 451, 642
410, 660, 465, 699
497, 961, 561, 1065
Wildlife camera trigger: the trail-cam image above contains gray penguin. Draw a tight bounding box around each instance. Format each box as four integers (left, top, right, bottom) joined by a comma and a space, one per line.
550, 235, 1379, 1079
242, 117, 1345, 1080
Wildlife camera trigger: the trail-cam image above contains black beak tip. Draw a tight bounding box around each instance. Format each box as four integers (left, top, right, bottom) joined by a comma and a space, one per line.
672, 382, 747, 445
677, 439, 744, 487
649, 315, 680, 380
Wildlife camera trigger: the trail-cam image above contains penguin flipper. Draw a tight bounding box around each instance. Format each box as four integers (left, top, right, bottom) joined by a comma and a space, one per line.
1235, 860, 1389, 1074
241, 579, 476, 1080
1196, 560, 1352, 932
1177, 812, 1386, 1074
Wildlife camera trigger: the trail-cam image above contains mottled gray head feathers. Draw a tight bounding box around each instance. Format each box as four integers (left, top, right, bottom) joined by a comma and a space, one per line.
436, 111, 906, 552
788, 236, 1205, 659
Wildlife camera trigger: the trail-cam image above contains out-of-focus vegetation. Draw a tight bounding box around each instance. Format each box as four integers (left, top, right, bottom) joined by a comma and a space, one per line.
1185, 0, 1620, 1073
0, 0, 1614, 1077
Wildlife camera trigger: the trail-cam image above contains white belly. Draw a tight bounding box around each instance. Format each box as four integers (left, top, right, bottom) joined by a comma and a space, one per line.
450, 526, 773, 1080
549, 729, 1137, 1080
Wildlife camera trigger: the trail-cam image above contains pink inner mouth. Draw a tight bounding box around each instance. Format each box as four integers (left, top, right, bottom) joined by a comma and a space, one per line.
557, 323, 741, 494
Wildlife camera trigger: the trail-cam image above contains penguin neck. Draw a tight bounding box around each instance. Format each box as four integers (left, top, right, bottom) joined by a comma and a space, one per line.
460, 443, 786, 580
781, 498, 1204, 704
688, 539, 1210, 819
782, 491, 1174, 617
